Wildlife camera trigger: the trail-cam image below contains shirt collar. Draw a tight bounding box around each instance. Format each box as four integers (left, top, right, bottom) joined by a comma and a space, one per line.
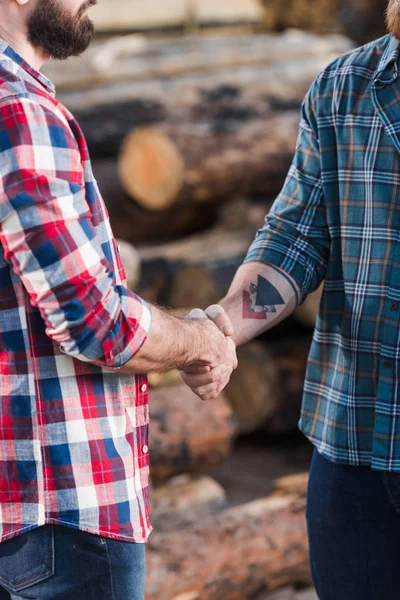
0, 39, 56, 97
376, 34, 400, 77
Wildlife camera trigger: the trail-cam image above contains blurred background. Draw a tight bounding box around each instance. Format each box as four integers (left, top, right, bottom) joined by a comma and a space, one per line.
43, 2, 388, 599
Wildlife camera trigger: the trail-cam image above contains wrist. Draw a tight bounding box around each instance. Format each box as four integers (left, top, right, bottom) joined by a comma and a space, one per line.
181, 317, 222, 369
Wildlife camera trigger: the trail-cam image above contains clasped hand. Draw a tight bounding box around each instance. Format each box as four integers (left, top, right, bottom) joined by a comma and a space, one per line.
180, 305, 237, 401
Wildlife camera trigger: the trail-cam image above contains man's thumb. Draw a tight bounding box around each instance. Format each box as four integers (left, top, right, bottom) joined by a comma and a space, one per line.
186, 308, 208, 320
205, 305, 234, 337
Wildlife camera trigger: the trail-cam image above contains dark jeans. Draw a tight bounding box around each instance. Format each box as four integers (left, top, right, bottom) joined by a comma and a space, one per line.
307, 447, 400, 600
0, 525, 146, 599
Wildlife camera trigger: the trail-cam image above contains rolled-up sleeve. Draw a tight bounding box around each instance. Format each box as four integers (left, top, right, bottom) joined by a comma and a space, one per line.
0, 97, 151, 370
244, 74, 330, 301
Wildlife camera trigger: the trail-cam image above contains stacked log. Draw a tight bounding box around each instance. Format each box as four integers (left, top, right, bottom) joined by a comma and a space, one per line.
146, 472, 311, 600
258, 0, 388, 45
46, 31, 352, 224
43, 30, 352, 92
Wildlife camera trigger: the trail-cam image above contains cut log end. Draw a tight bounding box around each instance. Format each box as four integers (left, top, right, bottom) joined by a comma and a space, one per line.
118, 127, 185, 211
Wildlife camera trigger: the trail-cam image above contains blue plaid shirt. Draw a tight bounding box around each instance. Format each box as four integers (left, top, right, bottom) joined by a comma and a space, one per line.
245, 33, 400, 470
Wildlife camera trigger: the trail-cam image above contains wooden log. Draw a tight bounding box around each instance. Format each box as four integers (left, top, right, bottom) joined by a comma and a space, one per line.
151, 475, 227, 531
92, 159, 217, 243
119, 128, 185, 211
117, 112, 300, 211
57, 63, 332, 159
224, 336, 312, 435
145, 474, 311, 600
259, 0, 387, 45
253, 586, 295, 600
43, 30, 352, 91
263, 337, 312, 435
168, 264, 223, 310
273, 473, 309, 498
52, 35, 353, 163
224, 341, 278, 434
89, 0, 262, 34
137, 203, 268, 305
149, 385, 238, 483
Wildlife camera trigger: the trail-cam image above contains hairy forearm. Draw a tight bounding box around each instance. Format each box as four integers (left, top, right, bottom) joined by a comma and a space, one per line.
218, 262, 301, 347
117, 304, 224, 374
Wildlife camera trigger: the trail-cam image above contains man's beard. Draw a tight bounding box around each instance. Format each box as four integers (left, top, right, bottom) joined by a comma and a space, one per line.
27, 0, 96, 61
386, 0, 400, 40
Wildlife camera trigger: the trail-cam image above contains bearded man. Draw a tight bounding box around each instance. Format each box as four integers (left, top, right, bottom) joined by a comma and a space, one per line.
0, 1, 238, 598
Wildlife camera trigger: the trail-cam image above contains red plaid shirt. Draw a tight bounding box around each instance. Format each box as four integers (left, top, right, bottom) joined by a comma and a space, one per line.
0, 40, 153, 543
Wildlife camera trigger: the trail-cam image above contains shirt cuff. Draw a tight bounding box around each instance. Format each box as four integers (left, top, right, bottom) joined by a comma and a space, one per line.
244, 234, 314, 305
112, 297, 152, 370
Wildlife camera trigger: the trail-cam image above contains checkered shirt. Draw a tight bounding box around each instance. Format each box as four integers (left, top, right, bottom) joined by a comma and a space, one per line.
245, 33, 400, 471
0, 40, 152, 543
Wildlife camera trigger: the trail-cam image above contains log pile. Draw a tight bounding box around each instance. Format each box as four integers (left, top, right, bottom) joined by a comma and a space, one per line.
51, 29, 351, 598
147, 472, 311, 600
73, 0, 387, 44
258, 0, 388, 45
45, 31, 353, 220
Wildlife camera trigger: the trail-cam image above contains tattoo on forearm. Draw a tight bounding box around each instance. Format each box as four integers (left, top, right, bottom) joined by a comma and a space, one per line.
242, 275, 286, 320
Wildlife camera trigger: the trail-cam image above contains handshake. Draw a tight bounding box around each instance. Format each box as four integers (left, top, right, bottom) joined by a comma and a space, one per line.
179, 305, 238, 402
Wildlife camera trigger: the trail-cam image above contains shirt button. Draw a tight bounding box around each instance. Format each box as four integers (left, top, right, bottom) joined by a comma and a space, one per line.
142, 445, 148, 454
140, 384, 147, 393
384, 361, 393, 369
391, 303, 399, 311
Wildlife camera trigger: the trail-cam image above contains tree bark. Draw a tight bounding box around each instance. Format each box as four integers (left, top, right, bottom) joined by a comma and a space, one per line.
149, 385, 238, 483
145, 473, 311, 600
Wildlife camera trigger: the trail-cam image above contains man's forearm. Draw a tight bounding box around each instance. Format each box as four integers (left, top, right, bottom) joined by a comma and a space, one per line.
218, 261, 301, 347
117, 304, 227, 375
